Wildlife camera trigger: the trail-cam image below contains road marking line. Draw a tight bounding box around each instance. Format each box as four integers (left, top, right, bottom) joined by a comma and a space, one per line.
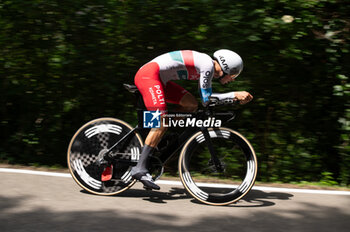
1, 168, 349, 195
0, 168, 71, 177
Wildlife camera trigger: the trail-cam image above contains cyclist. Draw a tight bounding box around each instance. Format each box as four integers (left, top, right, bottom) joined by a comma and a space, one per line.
131, 49, 253, 190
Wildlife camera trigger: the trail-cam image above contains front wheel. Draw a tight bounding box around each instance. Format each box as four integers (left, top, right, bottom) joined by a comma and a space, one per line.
178, 127, 257, 206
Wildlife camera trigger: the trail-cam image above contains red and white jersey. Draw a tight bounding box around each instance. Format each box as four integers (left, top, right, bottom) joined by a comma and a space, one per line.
150, 50, 214, 104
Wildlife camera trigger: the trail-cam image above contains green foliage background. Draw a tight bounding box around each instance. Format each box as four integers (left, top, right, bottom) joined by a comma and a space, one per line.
1, 0, 349, 185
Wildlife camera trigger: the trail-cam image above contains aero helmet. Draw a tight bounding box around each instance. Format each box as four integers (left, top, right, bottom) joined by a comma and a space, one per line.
213, 49, 243, 78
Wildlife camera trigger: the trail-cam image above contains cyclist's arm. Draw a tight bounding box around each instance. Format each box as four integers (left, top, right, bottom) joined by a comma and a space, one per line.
211, 92, 235, 100
211, 91, 253, 105
199, 83, 212, 107
197, 55, 214, 106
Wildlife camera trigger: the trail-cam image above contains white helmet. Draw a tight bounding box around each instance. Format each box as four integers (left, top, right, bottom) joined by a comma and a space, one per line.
213, 49, 243, 77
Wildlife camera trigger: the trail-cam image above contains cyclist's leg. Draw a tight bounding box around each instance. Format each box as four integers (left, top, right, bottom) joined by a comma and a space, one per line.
134, 62, 168, 147
132, 62, 167, 189
165, 81, 198, 112
144, 126, 167, 147
178, 93, 198, 112
134, 62, 167, 113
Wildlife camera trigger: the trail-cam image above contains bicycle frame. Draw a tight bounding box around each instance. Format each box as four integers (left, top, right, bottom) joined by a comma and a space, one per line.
103, 108, 235, 172
102, 84, 236, 171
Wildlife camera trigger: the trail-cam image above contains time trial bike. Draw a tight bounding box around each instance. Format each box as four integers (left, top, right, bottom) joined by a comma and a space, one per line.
67, 83, 257, 206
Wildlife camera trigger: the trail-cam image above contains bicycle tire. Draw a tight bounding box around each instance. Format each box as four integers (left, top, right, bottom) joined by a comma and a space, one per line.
178, 127, 257, 206
67, 117, 143, 196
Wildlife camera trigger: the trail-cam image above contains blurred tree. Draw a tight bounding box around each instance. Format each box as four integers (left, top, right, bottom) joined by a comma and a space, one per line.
0, 0, 348, 185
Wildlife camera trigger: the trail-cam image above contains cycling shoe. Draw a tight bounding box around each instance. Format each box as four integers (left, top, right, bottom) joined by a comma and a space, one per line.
132, 172, 160, 190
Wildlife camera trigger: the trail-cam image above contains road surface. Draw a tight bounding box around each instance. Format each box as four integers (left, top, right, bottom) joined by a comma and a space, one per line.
0, 169, 349, 232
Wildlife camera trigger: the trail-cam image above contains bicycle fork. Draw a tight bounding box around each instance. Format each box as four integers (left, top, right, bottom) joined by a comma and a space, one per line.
200, 127, 224, 172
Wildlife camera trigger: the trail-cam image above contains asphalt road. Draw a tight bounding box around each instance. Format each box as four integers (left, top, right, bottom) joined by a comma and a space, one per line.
1, 170, 349, 232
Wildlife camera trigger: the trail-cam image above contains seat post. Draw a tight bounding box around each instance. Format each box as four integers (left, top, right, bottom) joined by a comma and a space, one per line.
123, 83, 149, 138
136, 92, 146, 128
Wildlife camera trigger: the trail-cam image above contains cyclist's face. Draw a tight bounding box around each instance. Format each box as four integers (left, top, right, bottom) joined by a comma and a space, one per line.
213, 60, 224, 78
213, 60, 238, 84
219, 74, 237, 85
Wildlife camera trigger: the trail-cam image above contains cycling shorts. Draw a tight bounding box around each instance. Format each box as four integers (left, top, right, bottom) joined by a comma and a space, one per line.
134, 62, 189, 113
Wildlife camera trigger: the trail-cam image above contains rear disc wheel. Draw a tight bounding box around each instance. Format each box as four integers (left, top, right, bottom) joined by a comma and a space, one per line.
67, 118, 143, 195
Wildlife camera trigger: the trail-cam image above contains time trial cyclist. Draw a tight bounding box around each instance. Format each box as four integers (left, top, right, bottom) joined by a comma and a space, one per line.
130, 49, 253, 190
